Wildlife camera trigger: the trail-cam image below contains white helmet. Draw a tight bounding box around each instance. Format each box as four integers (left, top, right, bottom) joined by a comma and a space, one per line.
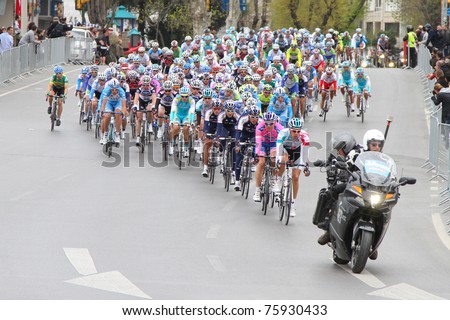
356, 28, 362, 33
138, 47, 146, 53
272, 44, 280, 50
363, 129, 385, 151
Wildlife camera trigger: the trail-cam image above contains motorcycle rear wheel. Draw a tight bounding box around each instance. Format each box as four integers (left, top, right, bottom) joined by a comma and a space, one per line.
351, 230, 373, 274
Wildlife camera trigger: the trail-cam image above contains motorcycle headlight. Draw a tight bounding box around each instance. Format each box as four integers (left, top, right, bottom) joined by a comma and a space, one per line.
388, 62, 395, 68
370, 194, 382, 207
361, 61, 368, 68
380, 54, 385, 59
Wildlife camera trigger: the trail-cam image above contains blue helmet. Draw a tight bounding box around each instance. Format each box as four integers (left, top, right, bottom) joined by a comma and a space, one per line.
54, 65, 63, 74
180, 87, 190, 96
224, 100, 235, 111
108, 79, 120, 89
81, 67, 89, 74
341, 61, 350, 67
203, 88, 213, 98
248, 106, 260, 116
288, 118, 303, 129
263, 112, 277, 122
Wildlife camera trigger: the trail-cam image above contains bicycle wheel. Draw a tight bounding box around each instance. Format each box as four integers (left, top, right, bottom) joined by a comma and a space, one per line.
346, 93, 351, 117
323, 100, 328, 122
278, 184, 285, 221
188, 131, 195, 165
360, 98, 365, 123
245, 161, 252, 199
284, 179, 292, 225
162, 125, 169, 161
262, 172, 270, 215
130, 113, 136, 139
210, 165, 215, 184
140, 121, 146, 153
178, 136, 184, 170
50, 103, 57, 131
241, 162, 247, 197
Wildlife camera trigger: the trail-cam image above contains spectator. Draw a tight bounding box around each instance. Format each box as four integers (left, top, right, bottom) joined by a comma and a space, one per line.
431, 83, 450, 148
14, 15, 20, 45
403, 25, 418, 68
419, 25, 428, 48
98, 28, 111, 65
436, 69, 448, 88
36, 29, 46, 41
441, 25, 450, 56
46, 17, 60, 38
416, 25, 424, 42
48, 17, 72, 39
18, 24, 40, 45
0, 26, 14, 53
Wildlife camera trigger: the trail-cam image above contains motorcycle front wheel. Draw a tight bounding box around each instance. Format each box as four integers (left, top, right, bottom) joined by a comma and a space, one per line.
351, 230, 373, 274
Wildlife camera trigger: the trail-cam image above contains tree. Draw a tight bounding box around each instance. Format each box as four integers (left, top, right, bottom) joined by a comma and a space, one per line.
391, 0, 440, 28
270, 0, 367, 32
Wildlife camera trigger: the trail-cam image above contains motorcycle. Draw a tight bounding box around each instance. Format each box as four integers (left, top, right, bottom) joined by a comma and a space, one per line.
313, 151, 416, 273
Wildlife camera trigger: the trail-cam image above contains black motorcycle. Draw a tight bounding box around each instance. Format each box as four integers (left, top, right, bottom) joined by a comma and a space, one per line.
313, 152, 416, 273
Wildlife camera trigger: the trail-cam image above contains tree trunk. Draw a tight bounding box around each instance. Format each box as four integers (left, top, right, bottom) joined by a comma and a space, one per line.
289, 0, 301, 28
261, 0, 269, 27
252, 0, 259, 29
226, 0, 242, 29
87, 0, 109, 27
190, 0, 212, 36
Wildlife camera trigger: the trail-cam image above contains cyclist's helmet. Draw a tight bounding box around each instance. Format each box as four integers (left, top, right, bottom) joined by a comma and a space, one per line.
138, 65, 146, 75
191, 55, 200, 63
252, 74, 261, 82
211, 99, 222, 108
326, 41, 333, 47
138, 46, 146, 53
191, 79, 203, 89
363, 129, 385, 151
244, 75, 252, 82
151, 42, 159, 48
141, 75, 151, 84
355, 67, 364, 75
163, 81, 173, 91
246, 97, 258, 107
171, 40, 178, 47
182, 51, 191, 58
54, 65, 63, 74
248, 106, 260, 116
81, 66, 89, 74
332, 132, 357, 155
97, 73, 106, 81
109, 79, 120, 89
341, 61, 350, 68
288, 118, 303, 129
304, 61, 313, 67
263, 84, 273, 92
263, 112, 277, 122
203, 88, 213, 98
286, 64, 296, 74
152, 64, 159, 71
117, 73, 126, 81
325, 67, 333, 74
90, 65, 99, 72
241, 91, 252, 100
180, 87, 190, 96
128, 70, 138, 79
275, 87, 285, 96
166, 49, 174, 56
224, 100, 235, 111
313, 48, 320, 54
356, 28, 362, 33
133, 55, 141, 62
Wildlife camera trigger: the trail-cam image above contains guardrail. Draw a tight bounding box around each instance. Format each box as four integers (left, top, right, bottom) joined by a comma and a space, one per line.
0, 37, 94, 85
416, 45, 450, 220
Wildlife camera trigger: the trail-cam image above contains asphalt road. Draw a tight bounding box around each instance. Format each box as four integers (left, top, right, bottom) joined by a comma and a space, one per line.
0, 65, 449, 300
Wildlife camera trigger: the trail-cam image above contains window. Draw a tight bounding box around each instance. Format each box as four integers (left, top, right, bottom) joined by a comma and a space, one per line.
375, 22, 382, 33
367, 0, 375, 11
385, 22, 400, 37
40, 0, 50, 16
375, 0, 382, 11
385, 0, 399, 12
366, 22, 374, 35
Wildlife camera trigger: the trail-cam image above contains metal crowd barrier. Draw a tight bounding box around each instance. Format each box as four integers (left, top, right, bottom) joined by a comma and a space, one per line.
416, 45, 450, 220
0, 37, 93, 85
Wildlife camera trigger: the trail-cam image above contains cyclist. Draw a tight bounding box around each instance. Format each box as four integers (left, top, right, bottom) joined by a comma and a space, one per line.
148, 42, 162, 65
268, 87, 292, 127
75, 66, 89, 121
217, 100, 239, 183
337, 61, 355, 112
234, 106, 260, 191
170, 86, 196, 156
156, 80, 177, 138
46, 65, 68, 126
202, 99, 223, 177
275, 118, 310, 217
322, 41, 336, 66
137, 46, 150, 66
253, 112, 284, 202
132, 75, 156, 146
258, 84, 273, 113
376, 33, 390, 66
99, 79, 126, 145
318, 67, 337, 117
352, 28, 368, 64
286, 41, 302, 67
309, 48, 325, 76
190, 79, 203, 104
341, 31, 352, 62
118, 72, 130, 139
89, 73, 107, 125
301, 61, 318, 113
354, 67, 371, 117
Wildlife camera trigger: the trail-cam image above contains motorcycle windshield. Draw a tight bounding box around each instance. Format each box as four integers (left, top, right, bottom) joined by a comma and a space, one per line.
355, 152, 397, 186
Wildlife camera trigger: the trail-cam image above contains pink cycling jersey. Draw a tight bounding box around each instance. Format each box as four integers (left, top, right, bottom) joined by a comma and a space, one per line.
255, 121, 284, 155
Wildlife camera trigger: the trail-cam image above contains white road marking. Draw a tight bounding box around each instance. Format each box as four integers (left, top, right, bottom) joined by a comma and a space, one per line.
333, 259, 386, 288
10, 191, 33, 202
63, 248, 98, 275
65, 270, 152, 299
53, 173, 73, 182
430, 187, 439, 191
0, 69, 79, 97
207, 255, 227, 272
206, 225, 221, 239
431, 213, 450, 251
368, 283, 445, 300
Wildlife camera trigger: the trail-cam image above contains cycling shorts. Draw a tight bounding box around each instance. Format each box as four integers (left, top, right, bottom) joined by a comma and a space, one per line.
105, 100, 122, 112
138, 98, 152, 110
258, 142, 277, 156
172, 114, 190, 124
52, 86, 65, 96
284, 147, 302, 168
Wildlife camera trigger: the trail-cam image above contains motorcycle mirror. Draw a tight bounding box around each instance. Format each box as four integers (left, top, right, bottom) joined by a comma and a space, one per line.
399, 177, 416, 185
313, 160, 324, 167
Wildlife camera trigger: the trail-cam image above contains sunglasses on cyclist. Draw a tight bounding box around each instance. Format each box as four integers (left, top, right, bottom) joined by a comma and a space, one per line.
204, 97, 212, 100
181, 95, 189, 98
265, 121, 275, 126
370, 142, 382, 147
250, 115, 259, 119
290, 129, 301, 133
164, 90, 171, 92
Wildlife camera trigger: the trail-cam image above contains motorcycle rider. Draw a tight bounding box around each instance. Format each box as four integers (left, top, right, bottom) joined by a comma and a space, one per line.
316, 132, 363, 245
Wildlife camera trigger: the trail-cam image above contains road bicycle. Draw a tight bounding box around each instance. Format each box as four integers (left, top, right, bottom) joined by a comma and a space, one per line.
46, 94, 65, 131
240, 140, 256, 200
102, 111, 122, 157
206, 134, 221, 183
174, 123, 194, 170
221, 137, 235, 192
260, 155, 276, 215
